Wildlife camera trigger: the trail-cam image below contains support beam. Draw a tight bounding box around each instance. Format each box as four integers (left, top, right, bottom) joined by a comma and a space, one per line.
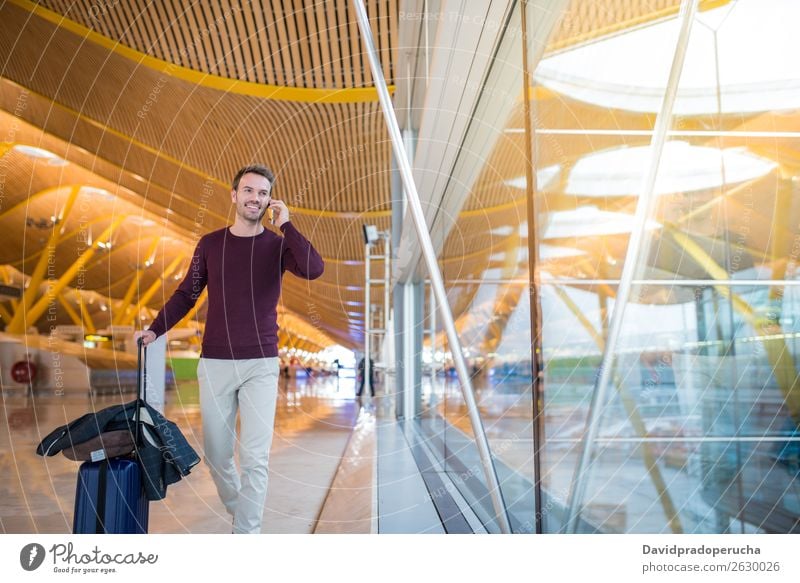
12, 216, 127, 332
0, 302, 12, 324
82, 236, 155, 275
7, 186, 81, 333
12, 213, 138, 269
674, 178, 760, 228
481, 232, 523, 356
668, 226, 800, 423
76, 293, 97, 334
56, 294, 83, 327
0, 184, 85, 222
768, 179, 792, 301
113, 237, 161, 325
1, 266, 20, 311
123, 254, 186, 325
553, 285, 683, 533
175, 288, 208, 329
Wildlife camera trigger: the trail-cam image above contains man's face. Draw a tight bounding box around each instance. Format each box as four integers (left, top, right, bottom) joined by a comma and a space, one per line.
232, 172, 272, 223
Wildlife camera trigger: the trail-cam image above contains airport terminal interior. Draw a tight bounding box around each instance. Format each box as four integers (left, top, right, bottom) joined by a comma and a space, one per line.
1, 0, 799, 534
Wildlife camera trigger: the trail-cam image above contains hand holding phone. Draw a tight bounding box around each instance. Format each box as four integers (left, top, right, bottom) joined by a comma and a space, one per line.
267, 199, 290, 227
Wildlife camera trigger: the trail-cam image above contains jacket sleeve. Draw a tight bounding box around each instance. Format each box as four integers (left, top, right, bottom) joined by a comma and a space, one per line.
148, 239, 207, 338
279, 221, 324, 280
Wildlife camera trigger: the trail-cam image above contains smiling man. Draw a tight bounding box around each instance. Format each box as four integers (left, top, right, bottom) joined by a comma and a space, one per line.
135, 163, 324, 533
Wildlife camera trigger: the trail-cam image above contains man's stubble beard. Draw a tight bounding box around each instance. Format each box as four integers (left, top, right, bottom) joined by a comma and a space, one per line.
237, 203, 268, 224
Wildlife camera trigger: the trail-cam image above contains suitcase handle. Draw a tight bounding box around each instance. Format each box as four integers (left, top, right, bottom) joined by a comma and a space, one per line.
135, 338, 148, 446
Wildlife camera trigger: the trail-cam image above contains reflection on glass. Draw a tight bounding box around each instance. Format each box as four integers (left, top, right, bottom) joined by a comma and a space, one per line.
530, 0, 800, 533
422, 284, 534, 533
417, 0, 800, 534
540, 283, 800, 533
535, 0, 800, 115
407, 0, 538, 532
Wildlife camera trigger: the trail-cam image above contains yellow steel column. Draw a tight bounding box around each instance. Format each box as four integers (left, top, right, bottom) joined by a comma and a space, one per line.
481, 232, 524, 357
1, 266, 20, 312
768, 178, 792, 300
0, 142, 14, 159
0, 184, 87, 222
669, 226, 800, 424
123, 254, 186, 326
76, 293, 97, 334
7, 186, 81, 333
56, 294, 83, 327
175, 288, 208, 329
15, 216, 126, 332
113, 237, 161, 325
553, 285, 684, 533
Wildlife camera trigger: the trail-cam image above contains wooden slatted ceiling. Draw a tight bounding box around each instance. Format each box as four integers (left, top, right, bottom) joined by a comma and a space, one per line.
0, 88, 231, 236
36, 0, 396, 89
0, 6, 392, 256
288, 214, 390, 259
0, 151, 377, 296
0, 145, 198, 243
0, 152, 349, 344
0, 178, 192, 280
0, 8, 392, 215
0, 104, 224, 238
547, 0, 683, 52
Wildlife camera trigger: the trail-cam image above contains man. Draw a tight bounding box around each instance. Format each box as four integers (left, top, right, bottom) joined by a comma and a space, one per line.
134, 164, 324, 534
356, 356, 375, 397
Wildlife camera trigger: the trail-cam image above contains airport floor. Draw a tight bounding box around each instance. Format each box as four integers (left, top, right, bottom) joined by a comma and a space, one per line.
0, 374, 379, 534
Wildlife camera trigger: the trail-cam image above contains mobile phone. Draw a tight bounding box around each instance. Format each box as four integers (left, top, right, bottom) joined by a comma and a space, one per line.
267, 207, 274, 223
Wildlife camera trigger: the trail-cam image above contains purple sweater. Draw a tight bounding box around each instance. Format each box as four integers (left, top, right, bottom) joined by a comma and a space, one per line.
148, 222, 324, 359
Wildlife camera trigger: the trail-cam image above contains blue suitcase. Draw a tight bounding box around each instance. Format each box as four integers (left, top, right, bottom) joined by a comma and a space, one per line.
73, 458, 149, 534
72, 339, 150, 534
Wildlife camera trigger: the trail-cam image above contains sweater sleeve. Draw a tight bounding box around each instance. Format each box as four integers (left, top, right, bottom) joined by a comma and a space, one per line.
280, 221, 324, 280
148, 239, 208, 338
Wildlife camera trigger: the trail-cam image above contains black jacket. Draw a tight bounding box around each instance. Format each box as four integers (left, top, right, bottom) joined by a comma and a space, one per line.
37, 399, 200, 501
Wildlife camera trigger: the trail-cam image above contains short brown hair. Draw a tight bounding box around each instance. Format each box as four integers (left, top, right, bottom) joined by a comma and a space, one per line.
232, 164, 275, 191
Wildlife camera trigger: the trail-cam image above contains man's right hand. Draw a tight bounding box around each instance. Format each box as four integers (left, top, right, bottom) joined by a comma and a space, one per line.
133, 330, 157, 346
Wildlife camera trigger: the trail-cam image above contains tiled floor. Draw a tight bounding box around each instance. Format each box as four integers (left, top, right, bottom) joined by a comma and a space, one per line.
313, 404, 377, 533
0, 374, 361, 534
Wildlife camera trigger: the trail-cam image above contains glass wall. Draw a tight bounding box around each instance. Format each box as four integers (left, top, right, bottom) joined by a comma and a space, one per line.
414, 0, 800, 535
530, 0, 800, 533
415, 1, 536, 533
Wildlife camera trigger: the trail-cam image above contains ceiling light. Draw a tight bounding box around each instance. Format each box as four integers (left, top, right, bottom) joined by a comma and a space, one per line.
565, 142, 775, 197
14, 145, 68, 166
129, 216, 156, 227
504, 164, 560, 191
538, 244, 586, 260
80, 187, 115, 199
544, 206, 661, 239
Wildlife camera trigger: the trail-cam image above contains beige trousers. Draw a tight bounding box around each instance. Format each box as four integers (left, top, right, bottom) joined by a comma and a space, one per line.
197, 357, 280, 534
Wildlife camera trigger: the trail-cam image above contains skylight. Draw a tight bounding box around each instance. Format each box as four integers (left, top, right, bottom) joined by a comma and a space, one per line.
535, 0, 800, 115
565, 142, 776, 196
544, 206, 661, 239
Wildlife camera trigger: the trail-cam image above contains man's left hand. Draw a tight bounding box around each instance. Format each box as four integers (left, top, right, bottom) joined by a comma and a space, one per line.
268, 199, 290, 227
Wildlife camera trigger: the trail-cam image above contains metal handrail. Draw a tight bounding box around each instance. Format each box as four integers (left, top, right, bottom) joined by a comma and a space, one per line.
351, 0, 513, 533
